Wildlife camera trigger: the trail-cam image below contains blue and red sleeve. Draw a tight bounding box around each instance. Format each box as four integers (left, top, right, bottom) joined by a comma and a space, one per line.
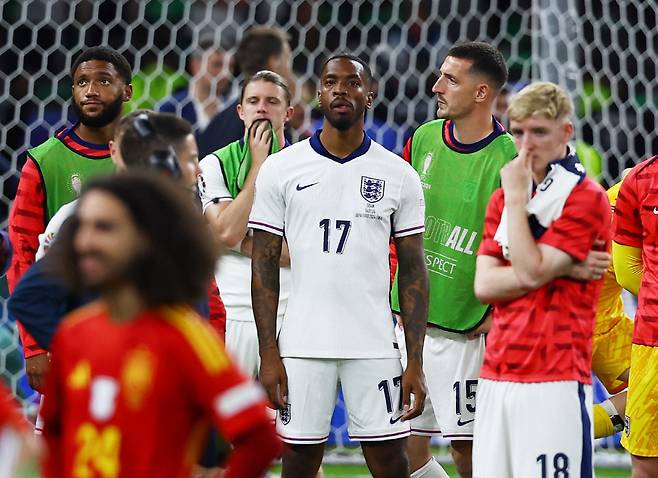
7, 157, 48, 358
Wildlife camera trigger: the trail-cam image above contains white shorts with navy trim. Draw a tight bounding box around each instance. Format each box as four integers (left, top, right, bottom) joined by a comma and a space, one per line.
473, 379, 594, 478
396, 320, 484, 439
277, 357, 410, 444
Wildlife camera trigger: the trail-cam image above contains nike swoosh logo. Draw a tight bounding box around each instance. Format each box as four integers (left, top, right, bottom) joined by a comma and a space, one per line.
457, 418, 474, 426
296, 182, 319, 191
653, 207, 658, 214
389, 415, 403, 424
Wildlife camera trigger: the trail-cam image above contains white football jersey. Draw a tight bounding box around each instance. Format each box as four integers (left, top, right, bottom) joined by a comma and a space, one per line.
249, 132, 425, 359
36, 199, 78, 260
199, 153, 290, 322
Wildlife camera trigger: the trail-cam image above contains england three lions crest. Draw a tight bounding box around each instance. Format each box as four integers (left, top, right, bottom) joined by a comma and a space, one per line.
361, 176, 385, 203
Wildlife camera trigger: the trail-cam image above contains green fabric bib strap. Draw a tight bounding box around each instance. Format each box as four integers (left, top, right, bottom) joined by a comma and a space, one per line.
391, 119, 516, 332
29, 136, 115, 223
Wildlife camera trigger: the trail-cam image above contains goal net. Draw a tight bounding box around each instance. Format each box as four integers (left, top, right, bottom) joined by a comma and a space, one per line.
1, 0, 654, 464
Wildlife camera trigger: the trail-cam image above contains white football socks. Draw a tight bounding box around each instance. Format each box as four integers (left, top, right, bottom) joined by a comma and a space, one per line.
410, 457, 451, 478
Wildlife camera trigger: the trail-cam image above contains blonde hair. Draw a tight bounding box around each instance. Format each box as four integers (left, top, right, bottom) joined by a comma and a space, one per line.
507, 81, 573, 123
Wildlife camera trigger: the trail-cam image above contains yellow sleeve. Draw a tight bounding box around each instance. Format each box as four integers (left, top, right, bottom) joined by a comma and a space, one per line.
612, 241, 642, 295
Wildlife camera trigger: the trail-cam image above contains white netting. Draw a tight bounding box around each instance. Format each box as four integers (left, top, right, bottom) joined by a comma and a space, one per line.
1, 0, 655, 461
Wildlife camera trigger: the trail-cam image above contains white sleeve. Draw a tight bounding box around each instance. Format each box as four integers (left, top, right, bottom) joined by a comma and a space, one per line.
248, 159, 285, 237
198, 153, 233, 213
392, 166, 425, 238
35, 200, 77, 260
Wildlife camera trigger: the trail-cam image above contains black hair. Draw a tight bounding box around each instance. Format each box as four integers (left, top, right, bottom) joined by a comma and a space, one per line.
321, 53, 373, 85
447, 41, 508, 92
70, 46, 132, 84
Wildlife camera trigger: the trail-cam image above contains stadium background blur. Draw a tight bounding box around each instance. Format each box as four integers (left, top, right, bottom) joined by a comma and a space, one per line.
0, 0, 655, 471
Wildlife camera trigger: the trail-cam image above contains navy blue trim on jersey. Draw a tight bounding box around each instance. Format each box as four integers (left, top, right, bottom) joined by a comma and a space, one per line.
545, 148, 587, 184
310, 130, 371, 164
58, 123, 110, 151
442, 116, 506, 154
578, 383, 593, 478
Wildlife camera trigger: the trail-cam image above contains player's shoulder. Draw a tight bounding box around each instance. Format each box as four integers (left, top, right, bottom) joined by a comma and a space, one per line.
210, 138, 243, 160
565, 177, 609, 222
27, 135, 64, 158
623, 155, 658, 186
260, 138, 313, 173
573, 176, 608, 203
273, 138, 312, 159
58, 301, 107, 334
160, 305, 231, 374
414, 118, 445, 136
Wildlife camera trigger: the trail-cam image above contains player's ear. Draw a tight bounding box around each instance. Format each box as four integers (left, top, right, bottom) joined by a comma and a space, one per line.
366, 90, 374, 110
563, 121, 574, 142
284, 105, 295, 124
474, 83, 488, 103
123, 84, 133, 102
237, 103, 244, 122
316, 90, 322, 109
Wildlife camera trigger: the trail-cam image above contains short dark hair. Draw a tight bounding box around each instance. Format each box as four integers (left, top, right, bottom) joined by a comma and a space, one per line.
236, 27, 289, 77
70, 46, 132, 84
321, 53, 373, 85
240, 70, 292, 106
447, 41, 508, 92
49, 171, 216, 307
118, 112, 192, 168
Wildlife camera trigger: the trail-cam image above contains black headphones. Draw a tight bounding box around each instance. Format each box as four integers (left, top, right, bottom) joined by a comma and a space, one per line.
132, 113, 182, 180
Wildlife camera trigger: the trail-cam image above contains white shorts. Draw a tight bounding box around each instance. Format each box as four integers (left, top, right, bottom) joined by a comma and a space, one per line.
396, 321, 484, 439
277, 357, 411, 444
225, 317, 283, 378
225, 320, 260, 377
473, 379, 594, 478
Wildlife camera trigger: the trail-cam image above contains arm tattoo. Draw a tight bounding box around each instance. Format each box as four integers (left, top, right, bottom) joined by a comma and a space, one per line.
251, 229, 283, 353
395, 233, 429, 363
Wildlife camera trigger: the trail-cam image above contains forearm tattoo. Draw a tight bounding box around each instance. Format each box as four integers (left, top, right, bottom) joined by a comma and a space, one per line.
396, 234, 429, 363
251, 229, 283, 352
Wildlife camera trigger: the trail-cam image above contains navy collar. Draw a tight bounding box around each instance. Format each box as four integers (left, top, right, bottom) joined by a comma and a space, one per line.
309, 130, 371, 164
58, 123, 109, 151
442, 116, 506, 154
544, 147, 586, 184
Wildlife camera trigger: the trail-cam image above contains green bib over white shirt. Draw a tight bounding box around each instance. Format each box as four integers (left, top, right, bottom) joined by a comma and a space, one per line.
391, 118, 517, 332
198, 130, 290, 322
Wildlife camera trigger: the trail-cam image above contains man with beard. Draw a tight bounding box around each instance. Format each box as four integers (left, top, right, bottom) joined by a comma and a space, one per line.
8, 46, 132, 393
249, 54, 428, 477
40, 172, 281, 478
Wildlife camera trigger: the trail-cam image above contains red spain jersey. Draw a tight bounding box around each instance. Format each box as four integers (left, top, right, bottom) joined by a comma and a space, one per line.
613, 156, 658, 346
477, 177, 610, 384
42, 303, 276, 478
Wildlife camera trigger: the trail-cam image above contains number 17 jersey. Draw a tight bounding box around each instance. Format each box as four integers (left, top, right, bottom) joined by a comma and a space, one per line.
249, 131, 425, 359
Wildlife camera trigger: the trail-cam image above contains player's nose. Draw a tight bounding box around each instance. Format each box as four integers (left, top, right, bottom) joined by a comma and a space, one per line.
431, 77, 444, 94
